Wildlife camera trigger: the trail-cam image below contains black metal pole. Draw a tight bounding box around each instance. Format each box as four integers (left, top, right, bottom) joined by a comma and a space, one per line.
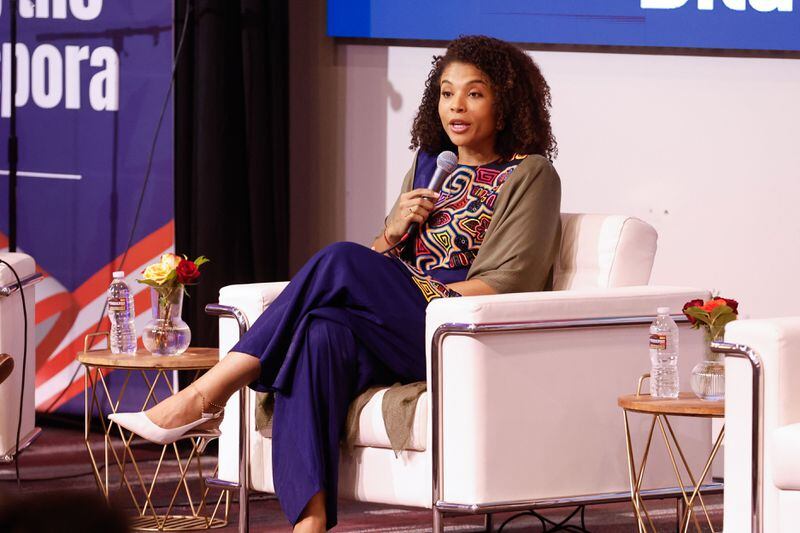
8, 0, 18, 252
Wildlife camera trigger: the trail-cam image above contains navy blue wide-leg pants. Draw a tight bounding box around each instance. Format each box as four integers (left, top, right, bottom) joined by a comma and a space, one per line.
232, 242, 431, 529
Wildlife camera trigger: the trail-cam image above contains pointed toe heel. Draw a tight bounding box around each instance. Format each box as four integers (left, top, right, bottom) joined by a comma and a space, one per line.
109, 410, 222, 446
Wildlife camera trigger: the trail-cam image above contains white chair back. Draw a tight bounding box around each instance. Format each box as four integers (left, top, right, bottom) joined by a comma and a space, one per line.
554, 213, 657, 290
0, 252, 37, 461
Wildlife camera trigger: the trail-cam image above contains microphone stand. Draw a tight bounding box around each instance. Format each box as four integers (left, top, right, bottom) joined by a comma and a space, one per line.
7, 0, 18, 252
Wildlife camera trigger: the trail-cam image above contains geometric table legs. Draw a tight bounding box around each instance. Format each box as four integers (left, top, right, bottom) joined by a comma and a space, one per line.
623, 411, 725, 533
83, 363, 229, 531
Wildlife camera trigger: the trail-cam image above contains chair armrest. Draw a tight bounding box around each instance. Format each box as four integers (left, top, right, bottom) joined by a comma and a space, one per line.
218, 282, 289, 354
219, 281, 290, 310
426, 285, 709, 327
424, 285, 711, 504
733, 318, 800, 427
724, 317, 800, 532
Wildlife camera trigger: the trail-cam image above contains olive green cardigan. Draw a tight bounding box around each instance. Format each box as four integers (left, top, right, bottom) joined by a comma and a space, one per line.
392, 153, 562, 293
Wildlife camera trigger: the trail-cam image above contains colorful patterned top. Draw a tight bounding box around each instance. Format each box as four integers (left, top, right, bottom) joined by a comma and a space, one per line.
396, 153, 528, 301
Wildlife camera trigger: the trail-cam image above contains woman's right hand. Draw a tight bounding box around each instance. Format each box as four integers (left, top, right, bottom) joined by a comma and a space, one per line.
385, 188, 440, 243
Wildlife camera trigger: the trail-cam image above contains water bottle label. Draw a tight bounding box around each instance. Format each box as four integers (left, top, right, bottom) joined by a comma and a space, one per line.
649, 334, 667, 350
108, 297, 126, 312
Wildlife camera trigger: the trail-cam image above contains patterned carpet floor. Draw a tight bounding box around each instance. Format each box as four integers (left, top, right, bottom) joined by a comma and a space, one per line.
0, 422, 723, 532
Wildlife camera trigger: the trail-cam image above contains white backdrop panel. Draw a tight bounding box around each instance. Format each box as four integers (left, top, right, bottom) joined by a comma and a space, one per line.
369, 45, 800, 320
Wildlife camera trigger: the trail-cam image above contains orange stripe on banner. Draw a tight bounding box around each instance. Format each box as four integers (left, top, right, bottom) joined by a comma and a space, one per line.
36, 293, 74, 324
35, 316, 111, 387
71, 221, 174, 307
34, 220, 173, 386
35, 288, 150, 385
40, 368, 111, 412
0, 233, 7, 248
36, 304, 78, 371
42, 378, 84, 411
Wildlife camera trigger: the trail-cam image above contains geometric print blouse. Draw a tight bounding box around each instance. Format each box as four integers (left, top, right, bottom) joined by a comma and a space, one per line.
398, 154, 528, 301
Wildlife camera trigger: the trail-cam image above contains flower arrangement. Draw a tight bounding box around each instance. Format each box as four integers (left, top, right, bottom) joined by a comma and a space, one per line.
139, 253, 209, 300
682, 296, 739, 342
138, 253, 209, 355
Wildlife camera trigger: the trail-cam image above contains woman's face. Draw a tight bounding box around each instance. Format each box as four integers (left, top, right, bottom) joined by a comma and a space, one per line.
438, 61, 498, 162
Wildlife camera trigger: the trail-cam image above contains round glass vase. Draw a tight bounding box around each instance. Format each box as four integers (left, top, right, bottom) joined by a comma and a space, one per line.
690, 343, 725, 401
142, 287, 191, 356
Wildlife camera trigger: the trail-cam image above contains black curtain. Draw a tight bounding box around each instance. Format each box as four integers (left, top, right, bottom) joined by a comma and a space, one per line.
175, 0, 289, 347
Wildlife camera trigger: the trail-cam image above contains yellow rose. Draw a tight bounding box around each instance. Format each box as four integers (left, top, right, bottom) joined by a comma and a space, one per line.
160, 253, 182, 270
143, 262, 172, 285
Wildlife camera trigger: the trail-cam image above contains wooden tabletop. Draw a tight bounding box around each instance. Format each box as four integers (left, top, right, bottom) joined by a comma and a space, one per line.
78, 347, 220, 370
618, 392, 724, 418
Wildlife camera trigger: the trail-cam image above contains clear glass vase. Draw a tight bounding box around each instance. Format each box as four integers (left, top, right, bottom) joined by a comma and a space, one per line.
690, 344, 725, 401
142, 287, 191, 356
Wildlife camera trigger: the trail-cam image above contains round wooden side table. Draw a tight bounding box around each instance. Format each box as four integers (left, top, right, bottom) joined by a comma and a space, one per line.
618, 377, 724, 533
79, 334, 228, 531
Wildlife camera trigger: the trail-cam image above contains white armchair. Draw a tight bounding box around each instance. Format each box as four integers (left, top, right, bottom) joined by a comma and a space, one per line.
0, 252, 42, 462
721, 317, 800, 533
211, 213, 714, 531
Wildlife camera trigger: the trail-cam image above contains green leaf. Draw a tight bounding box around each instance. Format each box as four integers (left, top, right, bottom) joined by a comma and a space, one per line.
137, 279, 163, 288
709, 304, 733, 323
684, 308, 711, 326
714, 312, 738, 330
194, 256, 210, 267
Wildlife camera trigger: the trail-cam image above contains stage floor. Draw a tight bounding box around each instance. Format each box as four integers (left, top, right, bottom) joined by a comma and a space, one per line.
0, 422, 723, 532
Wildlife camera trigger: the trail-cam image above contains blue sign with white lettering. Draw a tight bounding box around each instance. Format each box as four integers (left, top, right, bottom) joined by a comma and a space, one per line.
328, 0, 800, 51
0, 1, 174, 414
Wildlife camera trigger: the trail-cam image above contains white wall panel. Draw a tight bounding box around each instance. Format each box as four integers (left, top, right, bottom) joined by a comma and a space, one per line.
380, 45, 800, 319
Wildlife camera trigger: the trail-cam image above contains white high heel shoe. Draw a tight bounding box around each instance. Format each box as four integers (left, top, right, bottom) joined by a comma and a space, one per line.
109, 410, 222, 445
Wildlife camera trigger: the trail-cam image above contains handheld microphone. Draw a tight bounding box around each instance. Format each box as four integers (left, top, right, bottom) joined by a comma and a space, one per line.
407, 151, 458, 238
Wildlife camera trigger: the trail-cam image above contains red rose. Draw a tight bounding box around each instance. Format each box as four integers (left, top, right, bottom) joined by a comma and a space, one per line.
176, 259, 201, 285
682, 299, 704, 325
701, 299, 726, 312
718, 297, 739, 314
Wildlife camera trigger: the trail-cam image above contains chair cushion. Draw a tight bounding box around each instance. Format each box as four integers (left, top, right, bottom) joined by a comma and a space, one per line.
352, 388, 427, 452
555, 214, 657, 290
773, 423, 800, 490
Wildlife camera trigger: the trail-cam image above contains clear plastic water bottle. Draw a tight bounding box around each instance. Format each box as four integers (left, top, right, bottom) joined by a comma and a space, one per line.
649, 306, 679, 398
108, 271, 137, 354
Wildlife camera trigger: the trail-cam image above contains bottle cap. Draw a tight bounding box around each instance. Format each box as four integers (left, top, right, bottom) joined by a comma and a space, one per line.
112, 271, 125, 279
657, 306, 670, 315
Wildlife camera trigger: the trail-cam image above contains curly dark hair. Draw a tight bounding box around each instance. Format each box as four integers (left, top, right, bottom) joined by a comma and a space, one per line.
410, 35, 557, 162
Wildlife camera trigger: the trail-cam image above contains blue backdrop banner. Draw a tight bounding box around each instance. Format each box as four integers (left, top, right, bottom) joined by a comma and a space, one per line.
0, 1, 174, 414
328, 0, 800, 51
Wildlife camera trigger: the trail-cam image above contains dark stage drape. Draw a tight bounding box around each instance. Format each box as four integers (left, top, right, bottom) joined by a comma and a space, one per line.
175, 0, 289, 347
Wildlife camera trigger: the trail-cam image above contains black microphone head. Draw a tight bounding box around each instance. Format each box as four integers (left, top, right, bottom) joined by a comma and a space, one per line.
436, 151, 458, 174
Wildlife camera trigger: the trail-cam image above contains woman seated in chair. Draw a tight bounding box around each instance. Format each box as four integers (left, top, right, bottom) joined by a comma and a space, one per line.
111, 35, 562, 532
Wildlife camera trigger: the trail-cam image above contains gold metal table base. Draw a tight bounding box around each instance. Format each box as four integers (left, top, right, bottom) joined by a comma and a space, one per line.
620, 375, 725, 533
80, 340, 228, 532
130, 515, 227, 531
623, 410, 724, 533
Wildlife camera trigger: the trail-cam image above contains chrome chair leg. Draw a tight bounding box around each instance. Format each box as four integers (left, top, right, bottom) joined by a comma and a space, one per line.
238, 386, 250, 533
432, 507, 444, 533
205, 304, 252, 533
